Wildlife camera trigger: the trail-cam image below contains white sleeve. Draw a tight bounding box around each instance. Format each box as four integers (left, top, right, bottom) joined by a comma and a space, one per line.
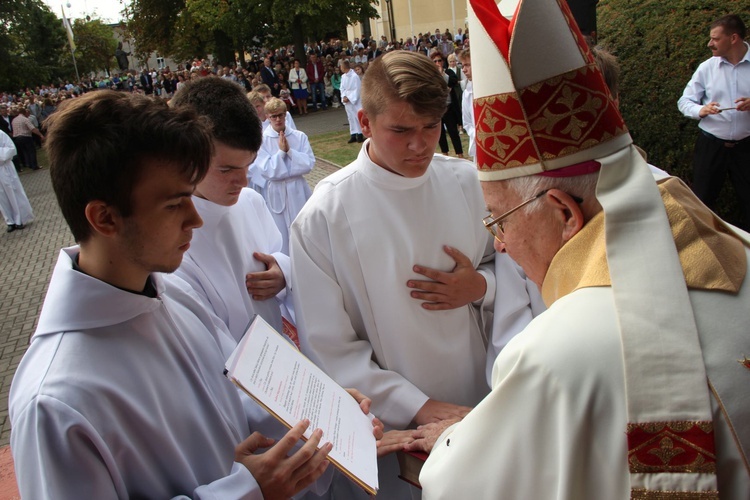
285, 133, 315, 177
12, 395, 264, 500
677, 65, 707, 120
420, 293, 627, 499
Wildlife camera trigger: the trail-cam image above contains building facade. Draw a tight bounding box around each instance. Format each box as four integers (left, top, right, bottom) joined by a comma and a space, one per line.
347, 0, 469, 43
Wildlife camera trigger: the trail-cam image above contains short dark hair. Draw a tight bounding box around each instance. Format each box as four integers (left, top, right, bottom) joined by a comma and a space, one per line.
45, 91, 212, 242
171, 77, 262, 152
711, 15, 746, 39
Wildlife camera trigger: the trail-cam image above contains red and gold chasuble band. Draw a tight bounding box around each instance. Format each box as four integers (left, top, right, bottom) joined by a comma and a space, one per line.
627, 421, 716, 474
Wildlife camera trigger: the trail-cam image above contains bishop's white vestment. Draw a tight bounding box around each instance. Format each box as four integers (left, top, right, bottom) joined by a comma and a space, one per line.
420, 178, 750, 499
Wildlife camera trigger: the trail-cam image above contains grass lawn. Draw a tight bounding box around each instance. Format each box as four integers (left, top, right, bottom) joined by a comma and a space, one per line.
308, 130, 362, 167
309, 129, 472, 167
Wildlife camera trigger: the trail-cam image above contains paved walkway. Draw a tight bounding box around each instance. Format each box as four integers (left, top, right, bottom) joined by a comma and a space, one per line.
0, 105, 348, 461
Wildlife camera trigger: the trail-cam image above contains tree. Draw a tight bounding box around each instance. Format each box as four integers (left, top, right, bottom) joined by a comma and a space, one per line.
597, 0, 750, 225
126, 0, 378, 67
268, 0, 377, 64
0, 0, 67, 90
72, 19, 119, 76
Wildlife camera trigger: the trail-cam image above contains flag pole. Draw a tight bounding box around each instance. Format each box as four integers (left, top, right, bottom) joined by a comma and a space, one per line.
61, 5, 81, 83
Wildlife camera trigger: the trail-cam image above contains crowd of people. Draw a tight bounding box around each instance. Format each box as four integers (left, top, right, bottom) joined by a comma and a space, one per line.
4, 3, 750, 499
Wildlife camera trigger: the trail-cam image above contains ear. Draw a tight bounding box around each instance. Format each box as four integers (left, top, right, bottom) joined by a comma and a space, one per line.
359, 109, 372, 138
544, 189, 585, 242
84, 200, 120, 238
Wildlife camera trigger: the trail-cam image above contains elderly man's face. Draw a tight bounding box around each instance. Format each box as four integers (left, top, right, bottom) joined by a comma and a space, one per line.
481, 180, 565, 288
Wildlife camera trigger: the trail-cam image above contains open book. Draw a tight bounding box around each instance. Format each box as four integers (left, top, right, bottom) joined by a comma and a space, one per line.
224, 315, 379, 495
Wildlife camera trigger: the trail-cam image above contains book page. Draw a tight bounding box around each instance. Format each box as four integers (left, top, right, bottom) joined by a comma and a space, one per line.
225, 316, 378, 494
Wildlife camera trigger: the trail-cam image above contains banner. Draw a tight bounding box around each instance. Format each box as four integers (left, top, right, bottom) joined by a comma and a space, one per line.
61, 5, 76, 52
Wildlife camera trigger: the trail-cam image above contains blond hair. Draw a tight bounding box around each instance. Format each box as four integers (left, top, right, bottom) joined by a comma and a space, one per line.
362, 51, 447, 120
264, 97, 287, 116
247, 90, 265, 105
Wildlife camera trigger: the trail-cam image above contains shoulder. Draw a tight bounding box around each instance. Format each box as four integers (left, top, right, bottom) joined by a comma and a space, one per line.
430, 155, 482, 189
296, 164, 360, 219
237, 187, 266, 208
287, 128, 308, 140
497, 287, 621, 386
694, 56, 721, 74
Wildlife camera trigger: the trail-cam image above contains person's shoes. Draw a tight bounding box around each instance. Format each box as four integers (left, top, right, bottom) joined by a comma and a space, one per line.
15, 224, 25, 230
457, 153, 465, 158
356, 134, 364, 143
347, 134, 357, 144
6, 225, 14, 233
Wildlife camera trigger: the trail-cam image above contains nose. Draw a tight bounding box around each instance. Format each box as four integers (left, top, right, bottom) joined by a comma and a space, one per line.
409, 130, 428, 153
185, 198, 203, 230
493, 239, 506, 253
236, 168, 249, 189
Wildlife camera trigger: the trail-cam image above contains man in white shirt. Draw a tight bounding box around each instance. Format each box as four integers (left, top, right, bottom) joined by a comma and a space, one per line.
9, 90, 336, 499
678, 14, 750, 229
340, 59, 363, 143
172, 77, 292, 342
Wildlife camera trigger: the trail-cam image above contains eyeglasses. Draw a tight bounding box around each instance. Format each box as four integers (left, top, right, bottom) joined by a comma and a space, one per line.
268, 113, 285, 120
483, 189, 583, 243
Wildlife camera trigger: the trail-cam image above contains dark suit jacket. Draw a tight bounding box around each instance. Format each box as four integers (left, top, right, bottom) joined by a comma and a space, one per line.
140, 73, 153, 94
0, 116, 11, 137
261, 66, 280, 95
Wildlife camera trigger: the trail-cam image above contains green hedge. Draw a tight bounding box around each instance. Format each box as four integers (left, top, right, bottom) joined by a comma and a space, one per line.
598, 0, 750, 226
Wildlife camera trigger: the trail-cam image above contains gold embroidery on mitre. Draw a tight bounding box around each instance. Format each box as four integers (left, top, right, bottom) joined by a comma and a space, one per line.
739, 356, 750, 371
631, 489, 719, 499
530, 86, 604, 140
474, 91, 539, 170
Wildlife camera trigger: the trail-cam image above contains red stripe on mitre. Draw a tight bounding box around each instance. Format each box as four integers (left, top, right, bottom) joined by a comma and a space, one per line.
537, 160, 600, 177
474, 93, 540, 173
469, 0, 512, 60
627, 422, 717, 474
519, 65, 627, 162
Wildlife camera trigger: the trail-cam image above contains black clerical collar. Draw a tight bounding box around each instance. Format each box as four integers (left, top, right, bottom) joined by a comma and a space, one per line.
73, 253, 158, 298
